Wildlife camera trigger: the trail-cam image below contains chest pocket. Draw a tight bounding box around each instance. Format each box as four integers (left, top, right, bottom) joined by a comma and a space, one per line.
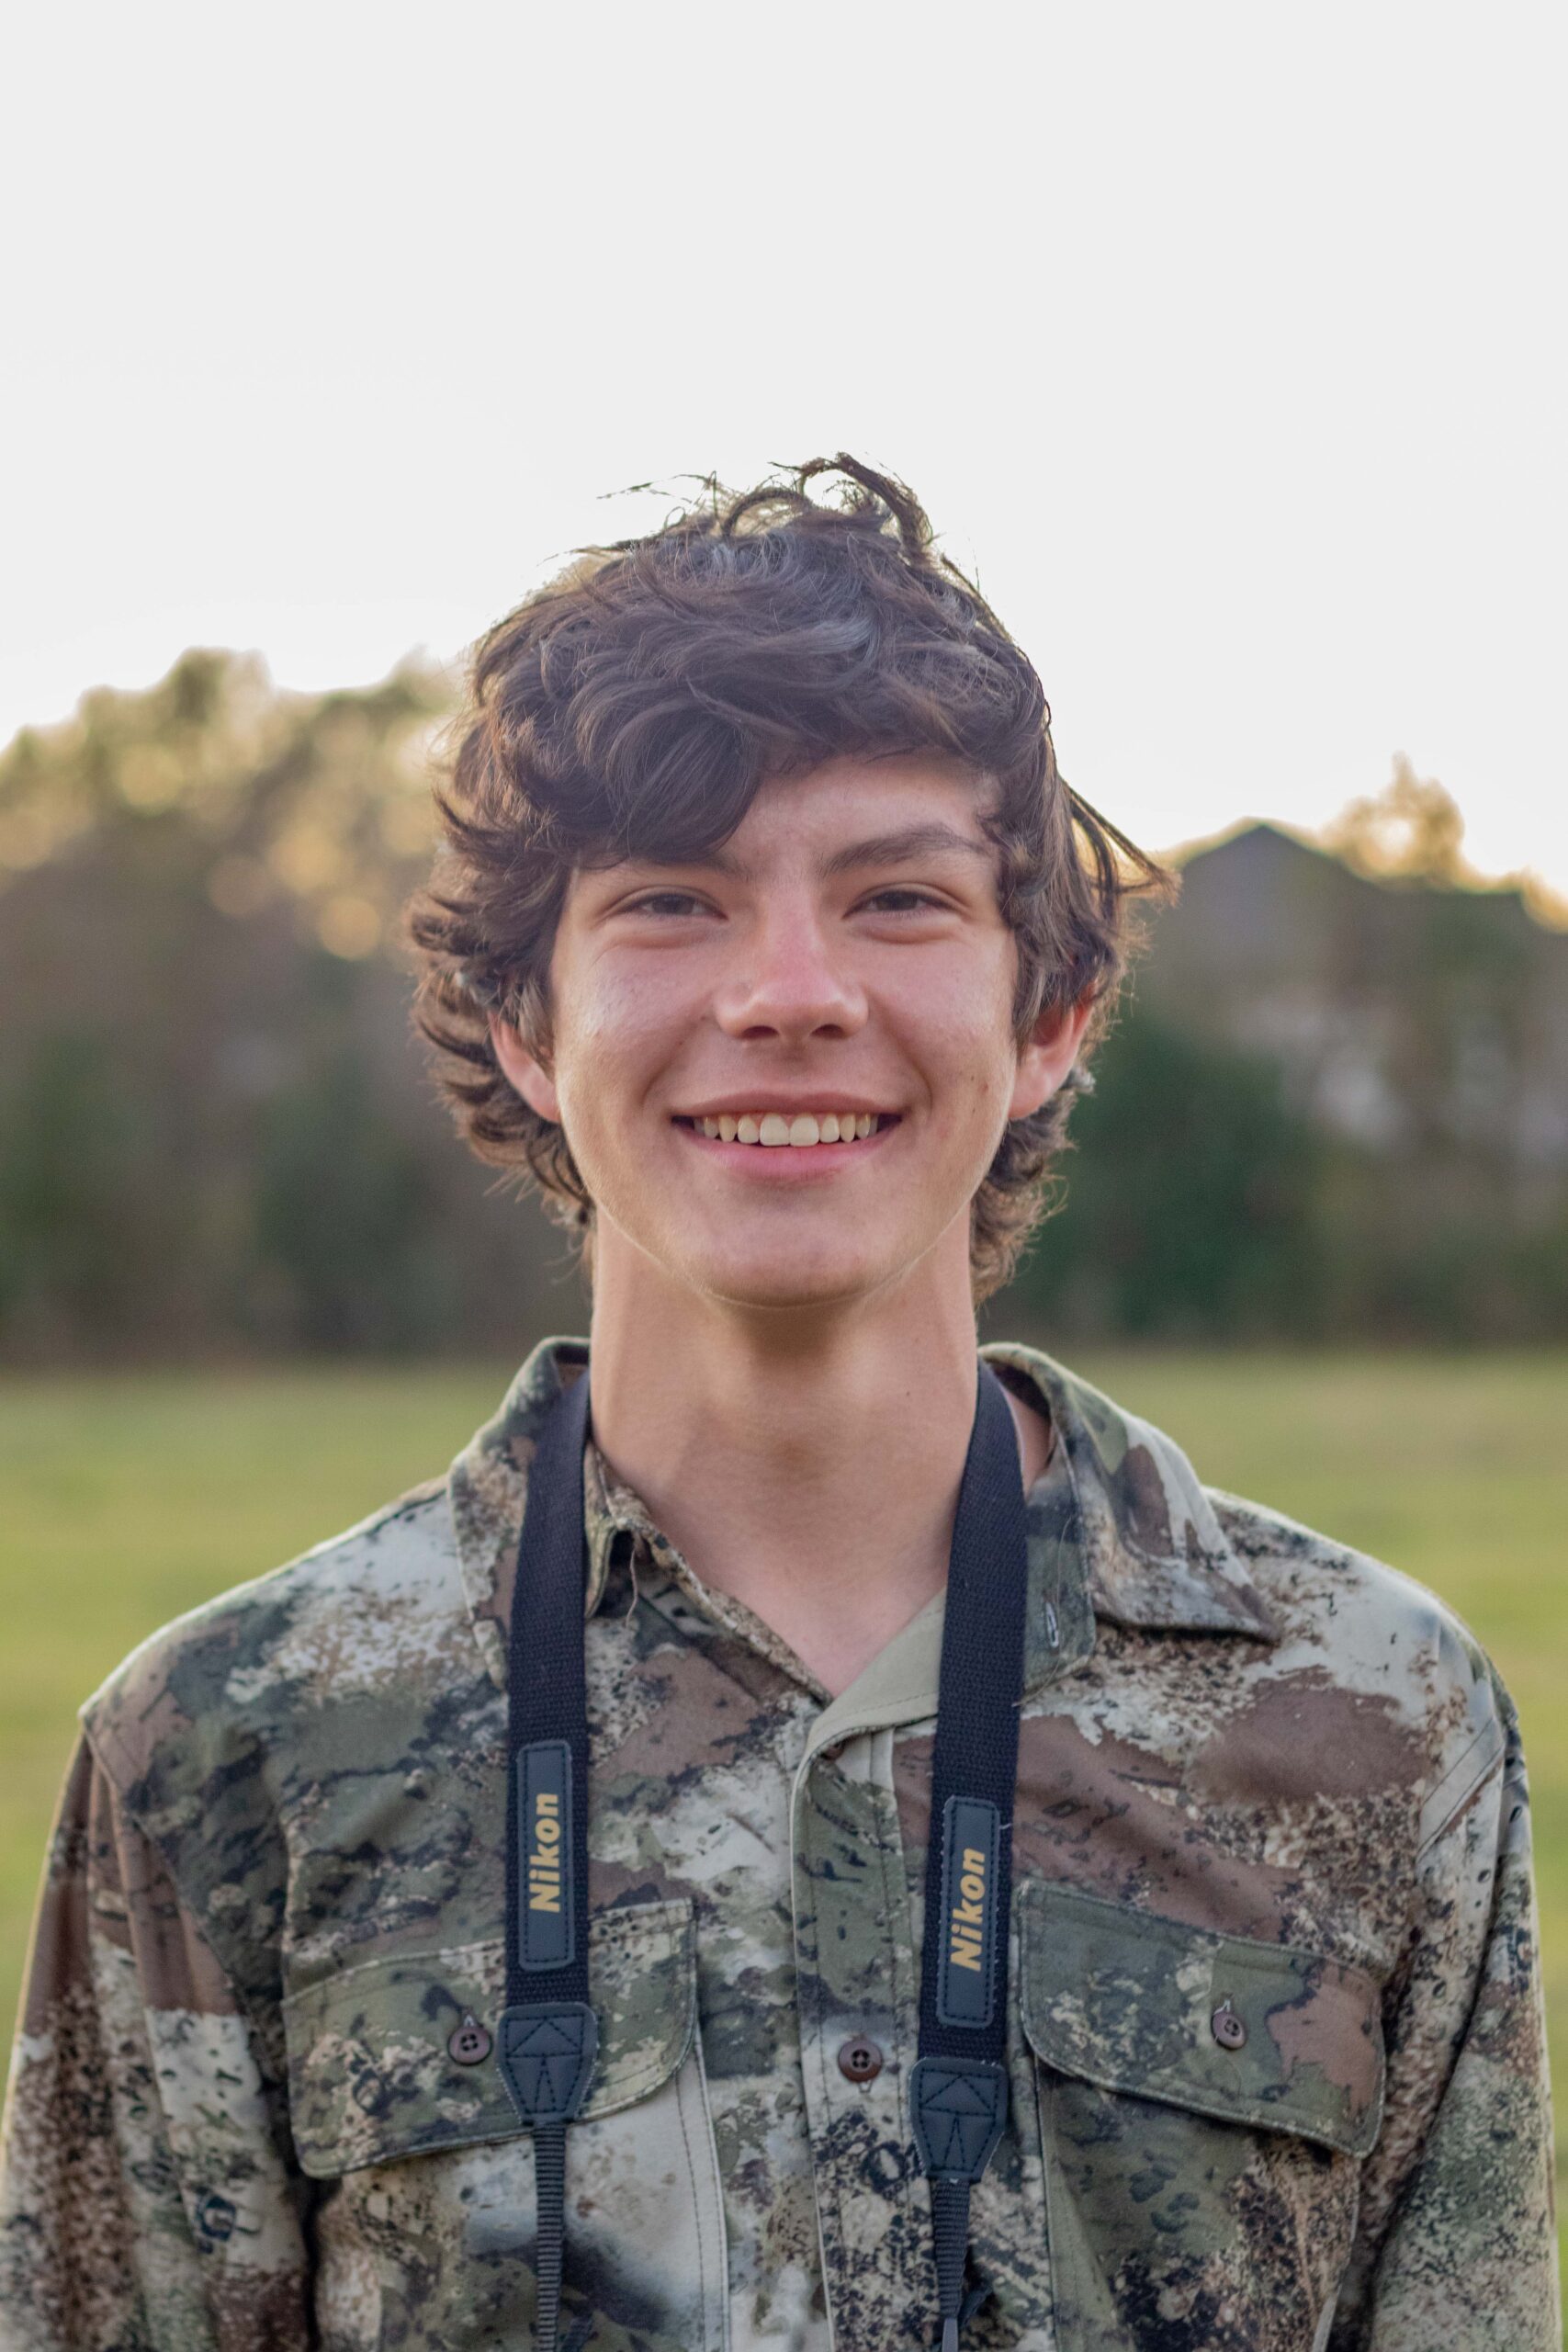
1020, 1880, 1386, 2352
281, 1896, 727, 2352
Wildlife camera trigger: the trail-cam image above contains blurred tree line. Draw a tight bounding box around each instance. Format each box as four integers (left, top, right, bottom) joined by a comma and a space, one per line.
0, 652, 578, 1357
2, 655, 1564, 1361
1006, 768, 1568, 1345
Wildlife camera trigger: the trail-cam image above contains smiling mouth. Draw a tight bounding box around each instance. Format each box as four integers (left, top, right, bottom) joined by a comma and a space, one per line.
672, 1112, 897, 1148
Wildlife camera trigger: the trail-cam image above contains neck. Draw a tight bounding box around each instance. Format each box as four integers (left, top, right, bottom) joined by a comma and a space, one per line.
584, 1230, 1048, 1697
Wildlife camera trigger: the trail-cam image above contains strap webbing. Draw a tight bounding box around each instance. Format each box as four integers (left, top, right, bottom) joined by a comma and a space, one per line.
909, 1363, 1029, 2348
917, 1364, 1028, 2053
497, 1361, 597, 2352
504, 1361, 592, 2012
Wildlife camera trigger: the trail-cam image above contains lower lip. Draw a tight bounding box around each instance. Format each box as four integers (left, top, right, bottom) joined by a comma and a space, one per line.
673, 1119, 900, 1175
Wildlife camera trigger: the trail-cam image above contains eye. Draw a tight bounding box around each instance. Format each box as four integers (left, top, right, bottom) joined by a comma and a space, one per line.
621, 890, 714, 919
858, 888, 947, 914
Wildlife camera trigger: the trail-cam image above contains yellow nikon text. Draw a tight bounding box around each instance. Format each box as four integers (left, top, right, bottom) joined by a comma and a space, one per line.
948, 1845, 987, 1972
528, 1789, 563, 1913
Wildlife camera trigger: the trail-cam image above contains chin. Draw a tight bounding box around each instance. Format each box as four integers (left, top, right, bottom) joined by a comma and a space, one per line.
683, 1246, 891, 1313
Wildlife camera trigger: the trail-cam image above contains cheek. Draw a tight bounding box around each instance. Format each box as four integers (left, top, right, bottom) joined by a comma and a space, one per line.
551, 968, 685, 1137
898, 962, 1017, 1125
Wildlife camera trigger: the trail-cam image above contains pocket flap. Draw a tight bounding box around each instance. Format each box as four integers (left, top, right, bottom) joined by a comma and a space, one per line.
1019, 1881, 1384, 2158
283, 1897, 696, 2177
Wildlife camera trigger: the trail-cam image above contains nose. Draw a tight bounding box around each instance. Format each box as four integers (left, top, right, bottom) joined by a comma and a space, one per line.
714, 898, 867, 1045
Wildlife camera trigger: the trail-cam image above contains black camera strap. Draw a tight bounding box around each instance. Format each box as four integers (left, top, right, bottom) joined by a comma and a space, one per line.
498, 1357, 1029, 2352
910, 1360, 1029, 2350
495, 1363, 596, 2352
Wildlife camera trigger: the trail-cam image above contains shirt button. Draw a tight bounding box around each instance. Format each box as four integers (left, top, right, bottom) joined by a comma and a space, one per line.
1211, 1999, 1247, 2050
447, 2011, 492, 2065
838, 2035, 884, 2084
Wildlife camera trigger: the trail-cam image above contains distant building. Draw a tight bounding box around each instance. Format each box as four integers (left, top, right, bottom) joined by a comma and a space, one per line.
1136, 823, 1568, 1193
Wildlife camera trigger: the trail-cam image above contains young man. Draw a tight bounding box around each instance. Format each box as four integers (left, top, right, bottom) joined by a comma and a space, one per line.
0, 459, 1556, 2352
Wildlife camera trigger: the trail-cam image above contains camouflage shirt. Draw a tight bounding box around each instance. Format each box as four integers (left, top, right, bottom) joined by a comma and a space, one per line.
1, 1338, 1557, 2351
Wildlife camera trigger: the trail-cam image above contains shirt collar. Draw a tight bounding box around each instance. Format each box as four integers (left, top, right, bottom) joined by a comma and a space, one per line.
446, 1334, 1279, 1694
981, 1341, 1281, 1643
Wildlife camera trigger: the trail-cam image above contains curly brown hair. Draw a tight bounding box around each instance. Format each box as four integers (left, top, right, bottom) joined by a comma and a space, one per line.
407, 456, 1170, 1302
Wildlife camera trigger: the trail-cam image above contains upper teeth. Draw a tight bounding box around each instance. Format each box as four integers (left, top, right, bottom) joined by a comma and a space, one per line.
692, 1112, 882, 1146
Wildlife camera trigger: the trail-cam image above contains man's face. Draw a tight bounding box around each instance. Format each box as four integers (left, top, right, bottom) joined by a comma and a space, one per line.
491, 752, 1089, 1314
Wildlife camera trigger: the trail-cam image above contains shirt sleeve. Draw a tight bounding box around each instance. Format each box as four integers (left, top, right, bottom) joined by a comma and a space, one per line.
1329, 1666, 1560, 2351
0, 1732, 314, 2352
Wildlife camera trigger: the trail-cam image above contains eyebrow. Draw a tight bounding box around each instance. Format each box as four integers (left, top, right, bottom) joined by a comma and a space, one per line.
666, 822, 994, 884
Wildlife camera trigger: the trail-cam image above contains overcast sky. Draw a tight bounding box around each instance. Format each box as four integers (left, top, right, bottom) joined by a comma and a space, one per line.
4, 2, 1564, 898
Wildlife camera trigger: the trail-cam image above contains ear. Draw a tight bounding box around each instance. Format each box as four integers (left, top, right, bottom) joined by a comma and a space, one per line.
488, 1012, 561, 1124
1008, 990, 1096, 1122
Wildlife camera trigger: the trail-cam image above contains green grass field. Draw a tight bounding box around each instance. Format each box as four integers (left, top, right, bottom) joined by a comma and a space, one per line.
3, 1350, 1564, 2285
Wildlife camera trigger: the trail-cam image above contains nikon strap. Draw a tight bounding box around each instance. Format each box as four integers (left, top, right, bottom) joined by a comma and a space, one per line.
910, 1361, 1029, 2349
499, 1356, 1029, 2352
496, 1362, 597, 2352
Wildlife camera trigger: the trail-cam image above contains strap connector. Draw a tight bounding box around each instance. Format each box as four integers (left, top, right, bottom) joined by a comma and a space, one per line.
910, 2053, 1008, 2183
495, 2000, 599, 2126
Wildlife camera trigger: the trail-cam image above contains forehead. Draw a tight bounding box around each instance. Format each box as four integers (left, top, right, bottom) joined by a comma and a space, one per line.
745, 751, 992, 842
623, 751, 999, 879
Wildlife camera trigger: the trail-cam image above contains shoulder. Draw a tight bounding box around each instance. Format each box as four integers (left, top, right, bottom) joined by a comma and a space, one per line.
1207, 1482, 1510, 1849
81, 1475, 472, 1820
991, 1340, 1514, 1850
